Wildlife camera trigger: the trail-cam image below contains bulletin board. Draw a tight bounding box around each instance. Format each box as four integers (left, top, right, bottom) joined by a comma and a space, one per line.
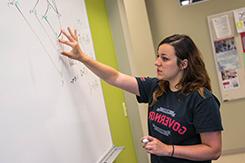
208, 7, 245, 102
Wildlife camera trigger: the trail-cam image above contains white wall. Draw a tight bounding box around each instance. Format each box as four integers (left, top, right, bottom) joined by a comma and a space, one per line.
213, 153, 245, 163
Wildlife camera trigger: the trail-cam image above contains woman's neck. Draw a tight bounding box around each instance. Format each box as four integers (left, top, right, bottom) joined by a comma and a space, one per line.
168, 71, 183, 92
169, 84, 180, 92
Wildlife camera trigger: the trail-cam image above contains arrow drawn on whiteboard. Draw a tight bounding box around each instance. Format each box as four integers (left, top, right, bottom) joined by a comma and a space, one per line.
30, 0, 62, 43
7, 0, 63, 81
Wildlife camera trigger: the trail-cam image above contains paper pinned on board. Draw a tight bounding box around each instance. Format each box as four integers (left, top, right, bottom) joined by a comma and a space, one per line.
233, 7, 245, 33
212, 15, 233, 40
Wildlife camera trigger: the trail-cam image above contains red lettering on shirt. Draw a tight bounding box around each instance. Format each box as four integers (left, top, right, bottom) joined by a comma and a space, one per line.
154, 113, 161, 122
149, 112, 155, 120
168, 118, 175, 128
178, 126, 187, 135
148, 111, 188, 135
172, 122, 181, 132
159, 115, 166, 124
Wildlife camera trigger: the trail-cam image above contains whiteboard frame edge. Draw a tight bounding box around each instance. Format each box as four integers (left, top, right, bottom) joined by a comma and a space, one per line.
98, 145, 124, 163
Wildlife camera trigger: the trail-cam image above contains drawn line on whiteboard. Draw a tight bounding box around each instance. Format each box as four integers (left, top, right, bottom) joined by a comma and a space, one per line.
43, 0, 62, 37
29, 0, 92, 85
8, 0, 63, 79
31, 0, 62, 38
30, 10, 57, 50
30, 0, 63, 51
29, 0, 76, 83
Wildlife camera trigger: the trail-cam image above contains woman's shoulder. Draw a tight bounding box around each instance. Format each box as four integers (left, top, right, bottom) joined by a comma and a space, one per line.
139, 77, 159, 82
136, 76, 159, 86
190, 88, 220, 106
190, 88, 213, 98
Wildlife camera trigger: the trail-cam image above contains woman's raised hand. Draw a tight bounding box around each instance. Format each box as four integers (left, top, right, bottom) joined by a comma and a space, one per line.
59, 27, 86, 62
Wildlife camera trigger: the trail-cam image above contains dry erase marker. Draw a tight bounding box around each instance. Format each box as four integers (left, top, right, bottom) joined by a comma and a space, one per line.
142, 138, 149, 144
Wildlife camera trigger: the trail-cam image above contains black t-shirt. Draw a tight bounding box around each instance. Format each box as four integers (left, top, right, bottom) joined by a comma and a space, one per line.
136, 77, 223, 163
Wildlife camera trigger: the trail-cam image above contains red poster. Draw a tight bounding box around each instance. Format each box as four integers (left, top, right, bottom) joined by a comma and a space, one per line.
241, 32, 245, 52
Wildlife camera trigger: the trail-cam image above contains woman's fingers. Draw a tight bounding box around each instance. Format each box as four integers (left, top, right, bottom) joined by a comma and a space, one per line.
146, 136, 154, 142
58, 39, 73, 47
67, 27, 77, 40
74, 29, 78, 40
58, 27, 82, 61
61, 29, 74, 42
61, 51, 73, 58
59, 27, 79, 46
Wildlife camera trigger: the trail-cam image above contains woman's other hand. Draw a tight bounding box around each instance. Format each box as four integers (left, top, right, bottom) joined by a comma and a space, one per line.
142, 136, 172, 157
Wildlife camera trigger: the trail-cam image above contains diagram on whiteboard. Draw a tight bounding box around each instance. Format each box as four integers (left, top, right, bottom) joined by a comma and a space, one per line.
0, 1, 113, 162
7, 0, 99, 92
29, 0, 63, 50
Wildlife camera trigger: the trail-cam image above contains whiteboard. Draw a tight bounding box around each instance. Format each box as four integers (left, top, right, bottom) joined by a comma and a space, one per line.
0, 0, 113, 163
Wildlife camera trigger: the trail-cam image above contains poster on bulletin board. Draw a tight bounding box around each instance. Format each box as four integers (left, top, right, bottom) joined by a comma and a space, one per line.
233, 7, 245, 33
240, 32, 245, 52
208, 8, 245, 102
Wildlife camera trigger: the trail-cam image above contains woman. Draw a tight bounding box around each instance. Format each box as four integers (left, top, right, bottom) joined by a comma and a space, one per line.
59, 27, 223, 163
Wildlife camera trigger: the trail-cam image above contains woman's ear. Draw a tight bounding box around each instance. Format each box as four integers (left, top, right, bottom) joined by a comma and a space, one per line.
180, 59, 188, 70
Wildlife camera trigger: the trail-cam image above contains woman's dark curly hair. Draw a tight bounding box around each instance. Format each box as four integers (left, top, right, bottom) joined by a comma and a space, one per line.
151, 34, 211, 106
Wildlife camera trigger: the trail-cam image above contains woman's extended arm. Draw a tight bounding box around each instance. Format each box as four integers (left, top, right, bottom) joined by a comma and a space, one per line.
59, 27, 139, 96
